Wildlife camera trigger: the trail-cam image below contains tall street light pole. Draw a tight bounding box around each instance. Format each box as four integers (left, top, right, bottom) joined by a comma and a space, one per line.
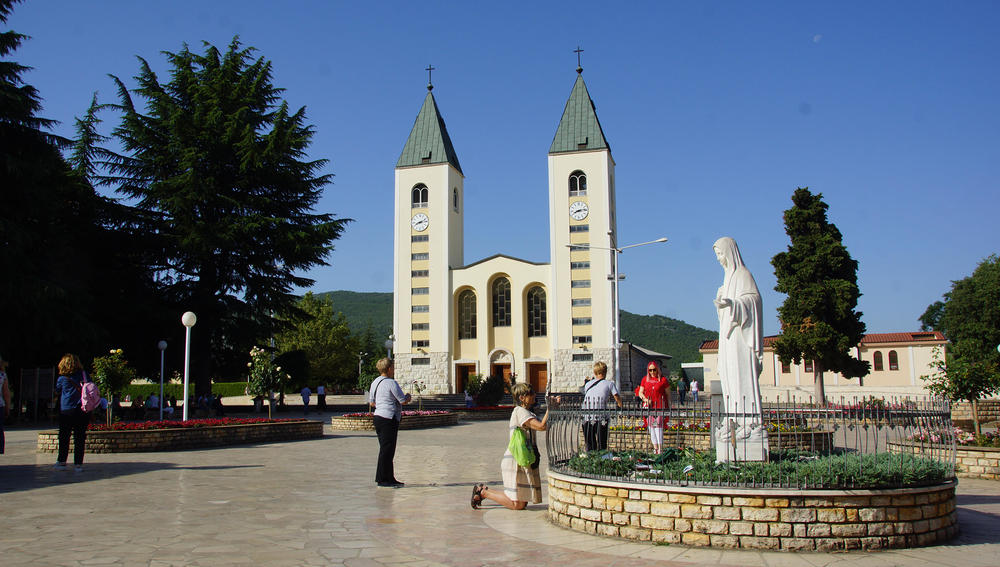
181, 311, 197, 421
567, 237, 668, 388
157, 340, 167, 421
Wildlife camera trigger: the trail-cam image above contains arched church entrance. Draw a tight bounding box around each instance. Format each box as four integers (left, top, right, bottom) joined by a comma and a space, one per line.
489, 349, 513, 382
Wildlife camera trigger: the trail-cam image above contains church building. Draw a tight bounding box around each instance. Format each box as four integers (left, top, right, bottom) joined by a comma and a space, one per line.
391, 68, 620, 395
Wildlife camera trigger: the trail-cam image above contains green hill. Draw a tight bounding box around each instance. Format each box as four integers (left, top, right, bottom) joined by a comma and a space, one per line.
321, 290, 712, 373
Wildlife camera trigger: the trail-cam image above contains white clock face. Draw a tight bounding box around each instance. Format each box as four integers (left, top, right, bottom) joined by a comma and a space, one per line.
569, 201, 589, 221
410, 213, 429, 232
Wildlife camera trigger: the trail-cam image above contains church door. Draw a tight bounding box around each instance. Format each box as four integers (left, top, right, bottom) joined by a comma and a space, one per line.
490, 364, 511, 382
455, 364, 476, 393
527, 363, 547, 393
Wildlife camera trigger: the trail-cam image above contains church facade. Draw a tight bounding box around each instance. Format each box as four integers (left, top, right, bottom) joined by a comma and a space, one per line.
391, 71, 619, 394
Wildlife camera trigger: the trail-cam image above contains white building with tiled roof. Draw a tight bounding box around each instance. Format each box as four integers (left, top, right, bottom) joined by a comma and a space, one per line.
698, 331, 947, 401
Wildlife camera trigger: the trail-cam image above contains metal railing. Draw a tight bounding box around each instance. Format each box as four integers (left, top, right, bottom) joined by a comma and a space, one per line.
545, 394, 956, 489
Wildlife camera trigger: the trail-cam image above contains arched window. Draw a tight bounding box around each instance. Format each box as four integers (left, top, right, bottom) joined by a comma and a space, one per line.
873, 351, 884, 371
458, 290, 476, 339
888, 350, 899, 371
453, 188, 459, 211
492, 277, 511, 327
568, 170, 587, 196
411, 184, 428, 208
527, 286, 546, 337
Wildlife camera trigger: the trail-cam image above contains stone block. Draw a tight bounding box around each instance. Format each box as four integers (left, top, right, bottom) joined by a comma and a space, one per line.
781, 538, 815, 551
674, 518, 692, 532
692, 519, 729, 535
753, 523, 769, 536
649, 502, 679, 517
740, 536, 780, 550
817, 508, 846, 522
814, 538, 843, 552
898, 507, 922, 521
625, 500, 651, 514
912, 520, 929, 534
697, 495, 722, 505
604, 497, 624, 512
714, 506, 741, 520
596, 486, 618, 496
779, 508, 816, 523
862, 536, 889, 549
710, 534, 740, 548
892, 495, 915, 506
867, 522, 894, 536
765, 498, 790, 508
732, 496, 764, 507
642, 491, 670, 502
668, 493, 697, 503
601, 511, 612, 523
612, 512, 630, 526
596, 523, 619, 537
845, 508, 859, 522
620, 526, 652, 541
807, 523, 832, 537
831, 523, 867, 537
580, 508, 602, 522
651, 530, 682, 544
591, 495, 606, 509
769, 523, 792, 537
682, 532, 711, 546
680, 504, 713, 519
640, 515, 675, 530
574, 494, 593, 508
729, 521, 754, 535
742, 507, 779, 522
921, 504, 939, 519
566, 504, 581, 518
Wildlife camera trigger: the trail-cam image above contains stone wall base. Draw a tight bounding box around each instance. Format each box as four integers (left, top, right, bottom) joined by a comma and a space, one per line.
548, 472, 958, 551
329, 413, 459, 431
37, 421, 324, 453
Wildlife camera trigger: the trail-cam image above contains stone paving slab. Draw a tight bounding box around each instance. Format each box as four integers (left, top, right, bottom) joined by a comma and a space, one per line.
1, 416, 998, 566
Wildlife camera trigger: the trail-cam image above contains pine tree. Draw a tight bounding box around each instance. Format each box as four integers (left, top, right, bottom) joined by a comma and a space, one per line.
771, 187, 869, 404
90, 38, 349, 393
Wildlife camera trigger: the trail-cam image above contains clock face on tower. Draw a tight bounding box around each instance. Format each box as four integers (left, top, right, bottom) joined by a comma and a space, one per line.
569, 201, 589, 221
410, 213, 429, 232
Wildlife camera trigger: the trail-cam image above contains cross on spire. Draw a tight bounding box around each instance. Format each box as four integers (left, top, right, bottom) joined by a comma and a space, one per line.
426, 64, 435, 91
574, 46, 584, 74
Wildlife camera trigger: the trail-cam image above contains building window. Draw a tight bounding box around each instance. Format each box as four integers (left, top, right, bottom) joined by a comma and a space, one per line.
568, 245, 589, 252
412, 340, 429, 348
888, 350, 899, 371
573, 335, 592, 345
571, 280, 591, 288
411, 305, 429, 313
571, 298, 591, 307
569, 224, 589, 233
569, 170, 587, 196
527, 286, 546, 337
411, 184, 428, 208
572, 353, 594, 362
781, 361, 790, 373
411, 323, 429, 331
804, 360, 814, 373
570, 261, 590, 270
873, 351, 883, 371
572, 317, 592, 326
411, 235, 429, 242
411, 270, 429, 277
458, 289, 476, 339
412, 287, 429, 295
492, 277, 511, 327
412, 357, 430, 366
411, 252, 429, 261
453, 188, 459, 211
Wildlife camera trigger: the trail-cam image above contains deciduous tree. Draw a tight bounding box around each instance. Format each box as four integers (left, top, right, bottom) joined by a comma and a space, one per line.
771, 188, 869, 404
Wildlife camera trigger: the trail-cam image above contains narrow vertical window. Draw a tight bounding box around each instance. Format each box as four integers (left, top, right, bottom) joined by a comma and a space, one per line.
411, 184, 428, 208
804, 360, 814, 373
453, 187, 459, 211
458, 290, 476, 339
527, 286, 546, 337
873, 351, 883, 371
492, 277, 511, 327
888, 350, 899, 371
568, 170, 587, 196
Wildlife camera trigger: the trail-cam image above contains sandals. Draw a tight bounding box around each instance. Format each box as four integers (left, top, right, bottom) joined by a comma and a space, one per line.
470, 483, 486, 509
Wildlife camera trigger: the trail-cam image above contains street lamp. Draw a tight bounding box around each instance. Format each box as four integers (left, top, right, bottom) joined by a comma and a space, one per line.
385, 334, 394, 359
157, 340, 167, 421
181, 311, 197, 421
567, 236, 668, 388
358, 352, 367, 382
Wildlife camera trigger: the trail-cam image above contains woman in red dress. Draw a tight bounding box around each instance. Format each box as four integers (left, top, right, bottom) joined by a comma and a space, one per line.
634, 361, 670, 453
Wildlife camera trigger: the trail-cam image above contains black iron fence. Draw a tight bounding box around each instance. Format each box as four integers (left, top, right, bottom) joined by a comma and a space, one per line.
545, 394, 956, 489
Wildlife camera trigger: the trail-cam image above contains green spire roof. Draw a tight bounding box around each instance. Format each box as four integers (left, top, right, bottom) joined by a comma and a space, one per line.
397, 91, 462, 174
549, 74, 610, 155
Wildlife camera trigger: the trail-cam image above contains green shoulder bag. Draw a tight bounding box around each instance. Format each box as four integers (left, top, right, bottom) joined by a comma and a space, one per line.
508, 426, 536, 467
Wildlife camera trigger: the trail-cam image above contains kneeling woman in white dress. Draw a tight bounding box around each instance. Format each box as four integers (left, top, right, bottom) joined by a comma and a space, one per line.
471, 382, 561, 510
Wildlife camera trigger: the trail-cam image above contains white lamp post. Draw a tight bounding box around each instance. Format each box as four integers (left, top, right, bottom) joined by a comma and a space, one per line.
385, 334, 394, 359
157, 340, 168, 421
358, 352, 366, 382
567, 237, 668, 388
181, 311, 197, 421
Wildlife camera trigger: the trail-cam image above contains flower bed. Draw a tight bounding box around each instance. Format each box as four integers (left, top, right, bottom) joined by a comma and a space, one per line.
888, 439, 1000, 480
330, 410, 458, 431
449, 405, 515, 421
37, 418, 323, 453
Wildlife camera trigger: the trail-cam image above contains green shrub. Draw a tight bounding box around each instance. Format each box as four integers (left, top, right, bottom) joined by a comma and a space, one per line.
476, 374, 506, 407
465, 373, 483, 396
122, 382, 249, 400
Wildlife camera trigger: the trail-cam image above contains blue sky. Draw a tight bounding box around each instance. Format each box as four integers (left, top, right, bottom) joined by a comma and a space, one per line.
9, 1, 999, 337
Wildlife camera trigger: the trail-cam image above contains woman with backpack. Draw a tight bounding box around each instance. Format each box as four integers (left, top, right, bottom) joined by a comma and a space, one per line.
54, 353, 92, 472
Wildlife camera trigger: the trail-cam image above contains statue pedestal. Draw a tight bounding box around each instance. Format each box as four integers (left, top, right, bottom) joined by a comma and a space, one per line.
715, 427, 769, 463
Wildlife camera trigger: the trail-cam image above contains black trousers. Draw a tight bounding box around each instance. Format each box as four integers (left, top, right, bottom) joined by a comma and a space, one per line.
57, 409, 89, 465
373, 415, 400, 483
583, 420, 610, 452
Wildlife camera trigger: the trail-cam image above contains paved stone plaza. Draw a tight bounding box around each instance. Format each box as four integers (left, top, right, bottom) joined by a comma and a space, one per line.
1, 416, 999, 566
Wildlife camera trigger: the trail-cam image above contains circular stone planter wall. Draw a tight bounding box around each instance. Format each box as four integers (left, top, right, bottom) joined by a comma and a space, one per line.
547, 471, 957, 551
37, 420, 324, 453
888, 440, 1000, 480
330, 412, 459, 431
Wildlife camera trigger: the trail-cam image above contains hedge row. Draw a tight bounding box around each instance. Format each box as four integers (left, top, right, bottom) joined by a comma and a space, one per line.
121, 382, 249, 399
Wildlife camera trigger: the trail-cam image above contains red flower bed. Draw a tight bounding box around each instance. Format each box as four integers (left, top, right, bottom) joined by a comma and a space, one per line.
88, 417, 306, 431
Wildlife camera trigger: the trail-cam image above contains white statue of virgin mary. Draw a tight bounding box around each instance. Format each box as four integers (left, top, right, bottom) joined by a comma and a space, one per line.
712, 237, 764, 441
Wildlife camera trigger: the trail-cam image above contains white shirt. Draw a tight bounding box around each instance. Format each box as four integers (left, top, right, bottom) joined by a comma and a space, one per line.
369, 376, 406, 421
